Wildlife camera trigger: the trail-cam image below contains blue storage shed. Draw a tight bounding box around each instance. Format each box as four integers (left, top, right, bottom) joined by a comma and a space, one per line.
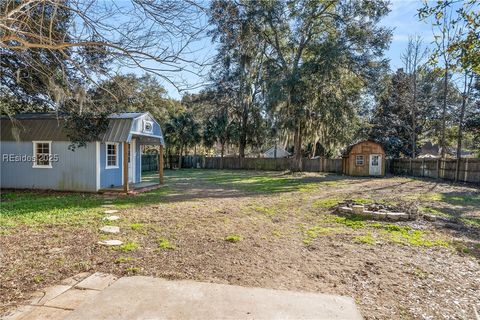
0, 112, 165, 192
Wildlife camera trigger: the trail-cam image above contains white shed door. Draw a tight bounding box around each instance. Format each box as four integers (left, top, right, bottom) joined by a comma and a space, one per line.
369, 154, 381, 176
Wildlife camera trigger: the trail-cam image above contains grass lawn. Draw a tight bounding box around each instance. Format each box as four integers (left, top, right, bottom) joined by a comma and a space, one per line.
1, 169, 479, 319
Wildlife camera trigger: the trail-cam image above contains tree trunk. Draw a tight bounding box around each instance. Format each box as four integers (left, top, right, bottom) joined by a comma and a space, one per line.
238, 102, 248, 158
220, 143, 225, 170
293, 124, 302, 171
440, 66, 448, 158
177, 146, 182, 169
455, 71, 472, 181
411, 69, 417, 158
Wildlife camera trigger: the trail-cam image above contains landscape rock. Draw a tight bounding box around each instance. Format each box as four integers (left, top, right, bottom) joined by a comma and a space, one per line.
339, 207, 353, 214
385, 212, 410, 221
103, 215, 120, 221
352, 205, 364, 214
100, 226, 120, 234
97, 240, 123, 246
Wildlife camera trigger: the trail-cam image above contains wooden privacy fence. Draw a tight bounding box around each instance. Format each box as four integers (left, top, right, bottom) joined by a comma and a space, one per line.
143, 155, 479, 184
391, 158, 480, 184
181, 156, 343, 173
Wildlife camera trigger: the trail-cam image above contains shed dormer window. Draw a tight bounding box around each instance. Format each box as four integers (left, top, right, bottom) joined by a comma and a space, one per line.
143, 120, 153, 134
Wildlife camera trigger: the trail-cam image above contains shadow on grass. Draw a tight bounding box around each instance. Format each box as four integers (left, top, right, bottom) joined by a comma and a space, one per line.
0, 169, 358, 226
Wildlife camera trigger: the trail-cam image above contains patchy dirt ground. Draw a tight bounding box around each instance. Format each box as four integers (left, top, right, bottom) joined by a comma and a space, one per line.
1, 170, 479, 319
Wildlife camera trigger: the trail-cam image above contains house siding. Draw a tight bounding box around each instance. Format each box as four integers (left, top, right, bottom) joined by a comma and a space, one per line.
0, 141, 97, 191
99, 142, 124, 188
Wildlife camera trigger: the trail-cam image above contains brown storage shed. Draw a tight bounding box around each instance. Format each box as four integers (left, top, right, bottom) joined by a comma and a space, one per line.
342, 140, 386, 176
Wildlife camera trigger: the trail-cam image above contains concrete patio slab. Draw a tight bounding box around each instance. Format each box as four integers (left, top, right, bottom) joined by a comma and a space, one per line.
43, 288, 99, 310
13, 306, 71, 320
65, 276, 363, 320
75, 272, 118, 291
27, 285, 72, 306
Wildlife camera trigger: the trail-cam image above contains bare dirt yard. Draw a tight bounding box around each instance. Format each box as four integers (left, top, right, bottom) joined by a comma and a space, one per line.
1, 169, 479, 319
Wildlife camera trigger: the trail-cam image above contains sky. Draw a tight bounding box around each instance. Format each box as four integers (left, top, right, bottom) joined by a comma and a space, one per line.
382, 0, 435, 70
130, 0, 438, 100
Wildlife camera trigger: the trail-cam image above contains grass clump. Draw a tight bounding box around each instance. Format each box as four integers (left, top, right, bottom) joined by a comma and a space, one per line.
32, 275, 44, 284
386, 228, 448, 247
461, 217, 480, 228
129, 223, 144, 231
330, 215, 366, 229
313, 198, 341, 209
351, 198, 375, 205
115, 256, 135, 264
251, 205, 276, 216
225, 234, 243, 243
125, 267, 140, 274
303, 226, 334, 245
354, 233, 376, 245
157, 237, 175, 250
421, 207, 449, 218
118, 241, 139, 252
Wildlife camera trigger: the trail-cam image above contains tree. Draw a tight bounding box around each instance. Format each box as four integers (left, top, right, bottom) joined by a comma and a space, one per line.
369, 69, 413, 157
401, 36, 428, 158
165, 112, 201, 168
209, 0, 265, 158
203, 111, 237, 168
1, 0, 207, 147
251, 0, 391, 168
419, 0, 480, 158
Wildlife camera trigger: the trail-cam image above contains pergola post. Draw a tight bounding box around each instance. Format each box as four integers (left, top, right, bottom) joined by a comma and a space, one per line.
159, 144, 164, 184
123, 142, 129, 193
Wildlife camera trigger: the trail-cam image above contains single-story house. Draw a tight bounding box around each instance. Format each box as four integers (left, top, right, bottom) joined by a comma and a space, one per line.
342, 140, 385, 176
0, 112, 165, 192
263, 146, 290, 158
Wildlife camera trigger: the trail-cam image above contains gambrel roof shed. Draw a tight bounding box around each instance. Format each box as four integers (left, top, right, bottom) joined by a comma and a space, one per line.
0, 112, 165, 192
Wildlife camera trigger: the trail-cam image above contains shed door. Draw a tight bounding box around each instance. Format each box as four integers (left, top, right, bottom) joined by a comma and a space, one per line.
369, 154, 381, 176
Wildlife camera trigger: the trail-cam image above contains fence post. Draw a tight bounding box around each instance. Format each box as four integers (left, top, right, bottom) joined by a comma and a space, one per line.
464, 158, 468, 182
421, 159, 425, 177
436, 159, 440, 179
455, 158, 459, 182
409, 159, 412, 176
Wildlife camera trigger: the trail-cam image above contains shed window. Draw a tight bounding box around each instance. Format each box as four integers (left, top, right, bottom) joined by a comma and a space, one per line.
355, 155, 364, 166
106, 143, 118, 168
33, 141, 52, 168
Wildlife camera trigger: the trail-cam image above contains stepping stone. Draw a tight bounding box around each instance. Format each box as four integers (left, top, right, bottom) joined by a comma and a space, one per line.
100, 226, 120, 234
103, 215, 120, 221
104, 209, 119, 214
97, 240, 123, 246
101, 204, 115, 208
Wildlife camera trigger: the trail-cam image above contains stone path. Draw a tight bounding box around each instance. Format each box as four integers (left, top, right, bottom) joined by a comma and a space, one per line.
3, 273, 363, 320
98, 201, 123, 247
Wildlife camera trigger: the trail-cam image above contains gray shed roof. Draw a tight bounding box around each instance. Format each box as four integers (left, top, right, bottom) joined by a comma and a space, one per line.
1, 112, 160, 144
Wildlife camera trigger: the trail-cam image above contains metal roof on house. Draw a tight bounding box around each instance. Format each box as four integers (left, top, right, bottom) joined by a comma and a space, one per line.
0, 112, 157, 143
